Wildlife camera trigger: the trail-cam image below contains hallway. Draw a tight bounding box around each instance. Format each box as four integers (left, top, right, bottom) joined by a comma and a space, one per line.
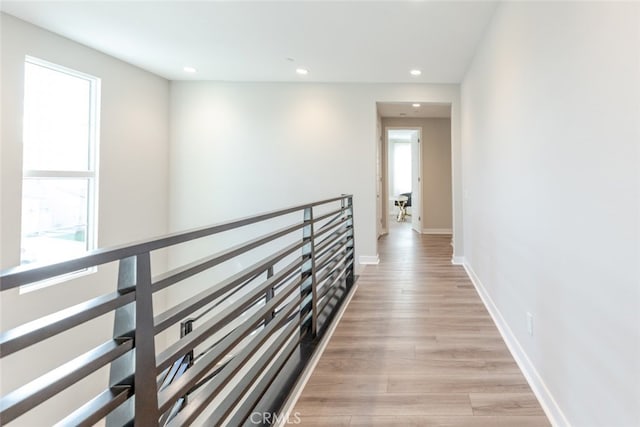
293, 223, 550, 426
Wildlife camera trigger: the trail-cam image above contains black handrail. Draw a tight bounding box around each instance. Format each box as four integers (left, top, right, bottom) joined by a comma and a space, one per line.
0, 195, 355, 426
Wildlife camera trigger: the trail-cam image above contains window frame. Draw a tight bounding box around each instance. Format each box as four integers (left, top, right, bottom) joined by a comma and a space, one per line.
20, 56, 101, 292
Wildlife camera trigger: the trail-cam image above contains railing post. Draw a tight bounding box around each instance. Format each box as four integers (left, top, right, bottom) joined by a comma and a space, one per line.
265, 266, 275, 325
133, 252, 159, 426
107, 253, 160, 426
301, 207, 318, 338
106, 256, 137, 427
180, 318, 195, 367
343, 195, 355, 290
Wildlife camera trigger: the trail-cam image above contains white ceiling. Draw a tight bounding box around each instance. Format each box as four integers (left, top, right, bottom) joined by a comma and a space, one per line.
377, 102, 451, 118
1, 1, 498, 83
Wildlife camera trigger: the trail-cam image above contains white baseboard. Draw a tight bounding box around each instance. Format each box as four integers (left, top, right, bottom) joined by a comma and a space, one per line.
462, 260, 570, 427
358, 254, 380, 265
422, 228, 453, 234
451, 256, 465, 265
276, 282, 359, 427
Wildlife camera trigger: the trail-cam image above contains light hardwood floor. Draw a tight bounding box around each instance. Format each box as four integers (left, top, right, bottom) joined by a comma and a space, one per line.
293, 221, 550, 426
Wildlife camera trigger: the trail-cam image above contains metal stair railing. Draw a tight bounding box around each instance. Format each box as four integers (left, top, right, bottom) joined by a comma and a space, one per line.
0, 195, 355, 426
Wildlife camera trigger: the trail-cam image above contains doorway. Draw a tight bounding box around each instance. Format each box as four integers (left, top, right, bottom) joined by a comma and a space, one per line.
386, 128, 422, 234
375, 102, 454, 260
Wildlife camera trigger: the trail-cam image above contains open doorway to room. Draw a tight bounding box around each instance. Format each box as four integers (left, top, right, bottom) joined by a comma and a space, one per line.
387, 128, 421, 234
376, 102, 453, 238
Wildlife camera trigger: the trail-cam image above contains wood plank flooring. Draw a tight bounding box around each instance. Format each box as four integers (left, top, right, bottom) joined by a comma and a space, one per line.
293, 222, 550, 426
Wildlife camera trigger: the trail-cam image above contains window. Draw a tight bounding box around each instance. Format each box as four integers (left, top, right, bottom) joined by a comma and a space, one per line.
392, 142, 412, 196
20, 57, 100, 279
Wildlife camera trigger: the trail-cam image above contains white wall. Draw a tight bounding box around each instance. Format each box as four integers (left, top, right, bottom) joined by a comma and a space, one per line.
461, 2, 640, 426
382, 117, 452, 233
0, 13, 170, 425
169, 82, 463, 267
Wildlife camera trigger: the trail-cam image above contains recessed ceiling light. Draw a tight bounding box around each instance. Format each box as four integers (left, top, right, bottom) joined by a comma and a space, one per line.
296, 68, 309, 75
183, 66, 196, 73
412, 103, 421, 108
410, 69, 422, 76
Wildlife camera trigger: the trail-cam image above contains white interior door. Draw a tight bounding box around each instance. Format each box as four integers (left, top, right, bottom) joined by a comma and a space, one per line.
411, 131, 422, 233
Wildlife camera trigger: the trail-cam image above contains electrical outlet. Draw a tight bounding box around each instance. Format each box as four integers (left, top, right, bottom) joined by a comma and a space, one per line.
527, 312, 534, 336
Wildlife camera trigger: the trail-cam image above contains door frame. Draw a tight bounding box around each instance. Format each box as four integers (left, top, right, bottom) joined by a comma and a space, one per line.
382, 126, 423, 234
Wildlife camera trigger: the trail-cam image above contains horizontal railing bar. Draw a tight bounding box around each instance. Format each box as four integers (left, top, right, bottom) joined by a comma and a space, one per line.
317, 243, 350, 283
317, 234, 349, 258
318, 261, 353, 306
318, 287, 344, 328
184, 313, 280, 397
0, 339, 133, 424
165, 311, 287, 414
274, 270, 309, 294
299, 282, 312, 314
155, 257, 304, 374
157, 363, 176, 390
152, 222, 305, 292
159, 356, 190, 392
201, 319, 300, 424
0, 195, 352, 290
318, 231, 348, 251
312, 208, 344, 226
318, 299, 343, 333
318, 261, 350, 305
171, 285, 302, 422
317, 249, 349, 279
158, 353, 187, 391
276, 302, 307, 325
316, 278, 338, 305
323, 253, 352, 285
160, 399, 183, 427
191, 334, 232, 366
182, 307, 300, 406
184, 356, 231, 396
313, 216, 349, 240
0, 292, 135, 357
315, 242, 349, 275
192, 257, 290, 323
52, 386, 131, 427
300, 311, 313, 341
191, 314, 268, 364
154, 240, 304, 333
315, 220, 349, 245
318, 263, 349, 301
166, 299, 300, 427
306, 195, 351, 208
316, 265, 344, 298
316, 239, 346, 265
317, 263, 345, 299
299, 278, 313, 303
191, 270, 260, 323
315, 226, 350, 257
158, 280, 301, 415
223, 328, 301, 427
188, 269, 301, 364
319, 279, 345, 317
